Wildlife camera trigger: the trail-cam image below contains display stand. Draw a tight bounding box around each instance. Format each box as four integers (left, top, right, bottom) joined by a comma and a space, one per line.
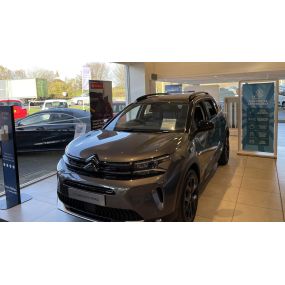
237, 80, 279, 158
0, 106, 32, 210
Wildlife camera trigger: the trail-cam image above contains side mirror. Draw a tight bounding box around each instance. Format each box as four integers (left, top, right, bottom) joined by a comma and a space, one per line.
197, 120, 214, 132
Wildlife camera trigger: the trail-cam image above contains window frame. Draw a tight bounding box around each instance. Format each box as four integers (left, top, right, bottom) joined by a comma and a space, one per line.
202, 99, 218, 120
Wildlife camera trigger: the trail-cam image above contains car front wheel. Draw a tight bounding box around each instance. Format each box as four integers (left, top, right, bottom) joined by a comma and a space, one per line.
176, 169, 199, 222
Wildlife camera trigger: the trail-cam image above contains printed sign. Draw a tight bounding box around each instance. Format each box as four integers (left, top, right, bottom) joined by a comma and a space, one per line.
0, 106, 21, 208
74, 123, 87, 139
241, 82, 275, 153
161, 119, 176, 130
165, 84, 182, 93
89, 80, 113, 130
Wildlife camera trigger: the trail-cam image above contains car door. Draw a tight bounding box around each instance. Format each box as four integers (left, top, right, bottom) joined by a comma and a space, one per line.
191, 102, 212, 179
15, 113, 52, 151
202, 99, 220, 165
39, 112, 78, 150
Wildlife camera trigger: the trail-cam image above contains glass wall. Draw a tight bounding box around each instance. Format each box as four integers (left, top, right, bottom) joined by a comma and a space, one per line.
0, 62, 127, 196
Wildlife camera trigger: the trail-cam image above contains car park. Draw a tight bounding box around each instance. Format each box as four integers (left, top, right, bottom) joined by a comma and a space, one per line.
57, 92, 229, 222
0, 99, 28, 120
42, 99, 69, 110
14, 108, 90, 152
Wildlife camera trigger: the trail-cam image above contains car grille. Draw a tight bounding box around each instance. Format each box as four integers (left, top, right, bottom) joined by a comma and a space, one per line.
58, 191, 143, 222
63, 180, 115, 195
66, 155, 136, 180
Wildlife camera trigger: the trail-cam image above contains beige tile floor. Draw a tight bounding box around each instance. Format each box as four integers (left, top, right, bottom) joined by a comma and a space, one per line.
195, 133, 285, 222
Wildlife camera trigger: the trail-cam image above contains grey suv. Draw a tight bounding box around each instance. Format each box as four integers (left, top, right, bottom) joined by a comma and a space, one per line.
57, 92, 229, 221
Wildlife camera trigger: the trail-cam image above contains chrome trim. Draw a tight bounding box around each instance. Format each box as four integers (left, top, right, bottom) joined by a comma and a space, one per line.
197, 146, 218, 156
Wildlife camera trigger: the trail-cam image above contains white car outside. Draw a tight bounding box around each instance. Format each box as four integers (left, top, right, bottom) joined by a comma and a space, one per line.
279, 95, 285, 108
71, 94, 90, 105
42, 99, 69, 110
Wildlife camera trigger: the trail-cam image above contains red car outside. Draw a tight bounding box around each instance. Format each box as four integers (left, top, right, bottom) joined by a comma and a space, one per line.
0, 99, 28, 120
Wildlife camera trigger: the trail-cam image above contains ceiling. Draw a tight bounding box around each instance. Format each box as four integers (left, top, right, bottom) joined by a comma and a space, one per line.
158, 70, 285, 85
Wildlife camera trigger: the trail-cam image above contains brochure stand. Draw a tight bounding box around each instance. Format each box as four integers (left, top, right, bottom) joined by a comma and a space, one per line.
237, 80, 278, 158
0, 106, 32, 210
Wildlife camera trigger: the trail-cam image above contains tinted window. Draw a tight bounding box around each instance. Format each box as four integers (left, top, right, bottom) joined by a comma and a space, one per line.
49, 113, 76, 124
204, 100, 217, 119
194, 103, 206, 127
19, 113, 51, 126
0, 101, 22, 107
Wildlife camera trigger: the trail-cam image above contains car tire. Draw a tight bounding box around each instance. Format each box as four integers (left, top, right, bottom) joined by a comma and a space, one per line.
175, 169, 199, 222
282, 102, 285, 109
218, 133, 230, 166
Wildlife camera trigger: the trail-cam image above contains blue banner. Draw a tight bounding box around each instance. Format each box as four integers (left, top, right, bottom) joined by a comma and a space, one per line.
0, 106, 21, 208
242, 83, 275, 153
165, 84, 182, 93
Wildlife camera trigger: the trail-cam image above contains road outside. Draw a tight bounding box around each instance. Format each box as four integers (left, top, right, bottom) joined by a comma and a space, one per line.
0, 151, 63, 196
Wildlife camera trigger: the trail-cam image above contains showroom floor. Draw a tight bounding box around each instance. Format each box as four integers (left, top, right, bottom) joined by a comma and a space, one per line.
0, 125, 284, 222
195, 124, 285, 222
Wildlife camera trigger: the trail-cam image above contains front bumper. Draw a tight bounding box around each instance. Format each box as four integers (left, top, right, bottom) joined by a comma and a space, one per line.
57, 158, 180, 221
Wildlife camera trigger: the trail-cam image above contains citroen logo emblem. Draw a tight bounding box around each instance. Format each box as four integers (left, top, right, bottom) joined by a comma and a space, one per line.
83, 155, 100, 172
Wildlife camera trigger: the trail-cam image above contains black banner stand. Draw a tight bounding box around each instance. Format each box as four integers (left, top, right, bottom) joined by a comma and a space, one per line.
0, 106, 32, 210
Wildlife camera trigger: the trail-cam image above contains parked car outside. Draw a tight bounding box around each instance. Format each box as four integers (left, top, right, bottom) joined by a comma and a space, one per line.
71, 94, 90, 105
279, 95, 285, 108
57, 92, 229, 222
42, 99, 68, 110
14, 108, 90, 152
0, 99, 28, 120
112, 101, 126, 115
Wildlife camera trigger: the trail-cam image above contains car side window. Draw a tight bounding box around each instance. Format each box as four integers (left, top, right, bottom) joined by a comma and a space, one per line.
49, 113, 77, 124
19, 113, 51, 126
193, 103, 206, 128
203, 100, 217, 119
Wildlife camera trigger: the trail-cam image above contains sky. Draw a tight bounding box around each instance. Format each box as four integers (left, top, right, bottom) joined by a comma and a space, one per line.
0, 1, 130, 79
1, 0, 284, 78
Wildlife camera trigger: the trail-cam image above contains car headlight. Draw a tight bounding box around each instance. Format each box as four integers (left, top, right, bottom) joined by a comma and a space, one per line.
133, 155, 171, 175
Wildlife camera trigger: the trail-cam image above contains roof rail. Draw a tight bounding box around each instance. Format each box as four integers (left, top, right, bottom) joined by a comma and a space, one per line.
136, 92, 169, 102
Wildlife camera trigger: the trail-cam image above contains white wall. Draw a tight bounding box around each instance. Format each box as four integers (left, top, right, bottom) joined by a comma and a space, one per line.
184, 85, 220, 102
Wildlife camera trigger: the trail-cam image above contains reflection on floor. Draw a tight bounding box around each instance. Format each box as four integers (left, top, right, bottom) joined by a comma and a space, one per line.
195, 124, 285, 222
0, 125, 284, 222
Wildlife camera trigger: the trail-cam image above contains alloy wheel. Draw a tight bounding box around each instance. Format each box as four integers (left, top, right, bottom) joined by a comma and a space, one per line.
183, 173, 198, 221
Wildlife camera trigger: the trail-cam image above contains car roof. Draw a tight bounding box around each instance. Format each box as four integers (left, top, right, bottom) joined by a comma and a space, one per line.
44, 99, 67, 102
135, 92, 214, 103
36, 108, 90, 117
0, 99, 22, 102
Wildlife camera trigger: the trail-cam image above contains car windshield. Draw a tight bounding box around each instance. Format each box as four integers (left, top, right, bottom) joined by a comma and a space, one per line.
106, 102, 189, 133
46, 101, 67, 108
0, 101, 22, 107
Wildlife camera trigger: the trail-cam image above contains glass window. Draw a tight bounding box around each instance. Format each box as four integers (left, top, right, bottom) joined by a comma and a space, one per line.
0, 101, 22, 107
19, 113, 51, 126
49, 113, 77, 124
204, 100, 217, 119
194, 104, 206, 127
106, 102, 189, 133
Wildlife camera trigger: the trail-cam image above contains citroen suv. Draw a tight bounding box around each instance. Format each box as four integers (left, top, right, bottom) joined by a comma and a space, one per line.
57, 92, 229, 221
